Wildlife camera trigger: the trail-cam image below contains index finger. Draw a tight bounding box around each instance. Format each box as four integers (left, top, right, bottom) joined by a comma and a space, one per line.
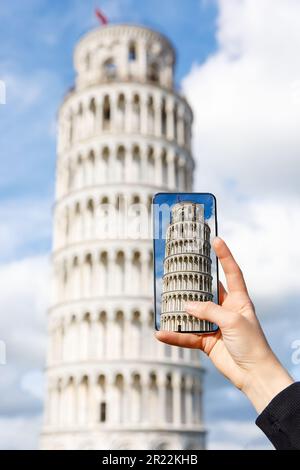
213, 237, 248, 294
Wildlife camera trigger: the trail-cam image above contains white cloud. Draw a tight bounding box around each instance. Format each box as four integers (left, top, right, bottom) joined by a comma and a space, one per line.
20, 370, 45, 401
207, 419, 272, 449
183, 0, 300, 198
0, 415, 42, 450
0, 254, 49, 444
0, 255, 49, 366
181, 0, 300, 449
182, 0, 300, 300
2, 68, 60, 111
220, 197, 300, 299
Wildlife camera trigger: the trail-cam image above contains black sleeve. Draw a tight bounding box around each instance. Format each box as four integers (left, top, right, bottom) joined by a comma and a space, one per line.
255, 382, 300, 450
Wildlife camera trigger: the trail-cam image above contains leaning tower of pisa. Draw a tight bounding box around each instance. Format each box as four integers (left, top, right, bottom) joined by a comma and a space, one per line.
40, 23, 205, 450
161, 201, 213, 332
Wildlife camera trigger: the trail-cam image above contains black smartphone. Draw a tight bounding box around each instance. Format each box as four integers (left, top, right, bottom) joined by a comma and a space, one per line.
153, 193, 219, 334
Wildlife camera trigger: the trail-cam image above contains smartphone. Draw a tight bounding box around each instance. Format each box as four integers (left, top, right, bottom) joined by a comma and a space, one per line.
153, 193, 219, 334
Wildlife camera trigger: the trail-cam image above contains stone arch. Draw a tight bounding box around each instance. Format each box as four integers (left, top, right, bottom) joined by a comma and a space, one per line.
114, 373, 124, 423
87, 97, 96, 135
78, 375, 89, 425
85, 198, 94, 239
166, 373, 173, 422
86, 149, 95, 186
173, 102, 178, 140
116, 145, 126, 181
147, 145, 155, 181
148, 61, 159, 83
100, 145, 109, 181
64, 376, 76, 425
75, 154, 84, 189
116, 93, 125, 130
131, 310, 142, 357
114, 310, 124, 357
132, 144, 141, 180
96, 310, 107, 358
79, 312, 91, 359
161, 148, 168, 184
147, 95, 155, 134
97, 373, 107, 423
71, 255, 80, 299
62, 261, 68, 300
99, 251, 108, 294
82, 253, 93, 297
115, 250, 125, 293
132, 93, 141, 132
102, 95, 111, 130
128, 41, 137, 61
148, 371, 158, 423
66, 314, 77, 361
131, 372, 142, 423
161, 97, 167, 136
132, 250, 141, 292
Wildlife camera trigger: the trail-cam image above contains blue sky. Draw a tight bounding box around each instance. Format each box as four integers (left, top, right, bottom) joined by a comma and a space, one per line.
1, 0, 300, 450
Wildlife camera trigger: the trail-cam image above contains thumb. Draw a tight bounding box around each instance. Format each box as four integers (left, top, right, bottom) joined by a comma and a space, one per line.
185, 301, 233, 329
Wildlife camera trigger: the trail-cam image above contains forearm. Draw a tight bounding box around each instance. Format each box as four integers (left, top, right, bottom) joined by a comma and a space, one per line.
242, 354, 294, 414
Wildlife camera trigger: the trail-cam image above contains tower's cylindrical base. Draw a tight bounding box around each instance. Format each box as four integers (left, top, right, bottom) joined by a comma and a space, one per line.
40, 429, 206, 450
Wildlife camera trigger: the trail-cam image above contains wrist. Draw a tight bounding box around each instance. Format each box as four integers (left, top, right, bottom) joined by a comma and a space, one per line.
242, 353, 294, 414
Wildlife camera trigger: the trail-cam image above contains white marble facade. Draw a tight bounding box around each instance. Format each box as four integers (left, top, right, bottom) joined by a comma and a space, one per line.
40, 23, 205, 450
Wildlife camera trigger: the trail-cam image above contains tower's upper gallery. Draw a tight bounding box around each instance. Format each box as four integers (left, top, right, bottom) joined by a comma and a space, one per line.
74, 24, 176, 90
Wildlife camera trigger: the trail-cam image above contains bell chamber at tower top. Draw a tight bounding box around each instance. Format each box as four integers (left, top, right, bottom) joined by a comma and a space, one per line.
74, 24, 176, 90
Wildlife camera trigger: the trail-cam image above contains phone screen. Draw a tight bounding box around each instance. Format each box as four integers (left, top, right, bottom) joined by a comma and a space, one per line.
153, 193, 219, 334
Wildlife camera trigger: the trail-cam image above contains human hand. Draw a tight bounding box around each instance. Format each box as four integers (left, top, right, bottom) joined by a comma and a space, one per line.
156, 237, 293, 413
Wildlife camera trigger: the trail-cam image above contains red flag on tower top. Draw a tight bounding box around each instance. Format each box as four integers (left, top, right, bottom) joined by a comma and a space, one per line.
95, 8, 108, 25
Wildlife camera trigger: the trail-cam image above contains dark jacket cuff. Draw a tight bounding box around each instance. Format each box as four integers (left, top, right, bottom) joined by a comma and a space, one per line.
255, 382, 300, 450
